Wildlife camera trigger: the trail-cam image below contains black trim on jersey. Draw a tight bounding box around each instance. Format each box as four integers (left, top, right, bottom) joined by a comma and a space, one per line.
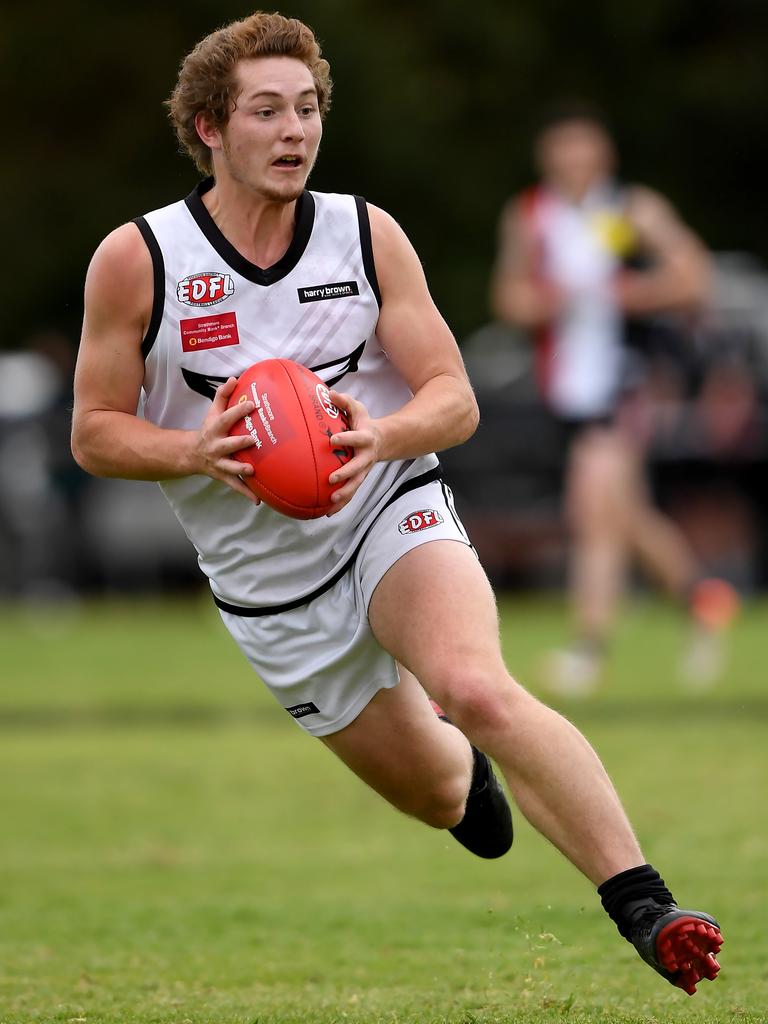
309, 339, 367, 388
132, 216, 165, 358
213, 465, 443, 617
181, 367, 229, 401
180, 340, 368, 402
354, 196, 382, 308
185, 177, 315, 286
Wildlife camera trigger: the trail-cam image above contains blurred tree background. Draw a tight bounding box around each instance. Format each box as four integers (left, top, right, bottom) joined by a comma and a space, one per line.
4, 0, 768, 345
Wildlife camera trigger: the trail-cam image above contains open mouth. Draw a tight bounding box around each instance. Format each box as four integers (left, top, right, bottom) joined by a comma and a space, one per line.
272, 155, 303, 169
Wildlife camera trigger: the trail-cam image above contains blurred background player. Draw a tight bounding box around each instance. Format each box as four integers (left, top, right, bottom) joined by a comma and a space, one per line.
490, 104, 739, 694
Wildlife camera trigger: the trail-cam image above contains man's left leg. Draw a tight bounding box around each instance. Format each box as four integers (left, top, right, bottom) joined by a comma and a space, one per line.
368, 539, 722, 994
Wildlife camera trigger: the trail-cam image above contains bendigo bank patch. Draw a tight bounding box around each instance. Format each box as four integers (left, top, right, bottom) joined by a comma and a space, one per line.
180, 312, 240, 352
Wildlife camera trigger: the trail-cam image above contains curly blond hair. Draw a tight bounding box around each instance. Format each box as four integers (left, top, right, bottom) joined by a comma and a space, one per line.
166, 12, 332, 174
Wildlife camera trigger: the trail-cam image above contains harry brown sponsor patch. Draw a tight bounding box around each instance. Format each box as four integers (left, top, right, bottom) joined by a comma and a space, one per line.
297, 281, 359, 303
286, 701, 320, 719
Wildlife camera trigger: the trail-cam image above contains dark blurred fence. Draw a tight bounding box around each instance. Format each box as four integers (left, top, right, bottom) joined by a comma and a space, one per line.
2, 253, 767, 598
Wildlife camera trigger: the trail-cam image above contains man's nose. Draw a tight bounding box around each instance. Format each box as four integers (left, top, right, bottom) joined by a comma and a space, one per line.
282, 109, 306, 140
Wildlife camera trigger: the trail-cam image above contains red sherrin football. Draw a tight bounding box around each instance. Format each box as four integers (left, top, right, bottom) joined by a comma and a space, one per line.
227, 359, 353, 519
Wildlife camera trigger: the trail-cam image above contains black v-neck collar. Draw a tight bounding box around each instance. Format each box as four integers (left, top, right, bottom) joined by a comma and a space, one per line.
184, 176, 315, 286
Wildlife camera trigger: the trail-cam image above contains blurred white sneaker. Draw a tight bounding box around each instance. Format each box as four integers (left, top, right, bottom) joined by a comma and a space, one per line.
679, 626, 725, 690
681, 578, 739, 689
541, 646, 602, 697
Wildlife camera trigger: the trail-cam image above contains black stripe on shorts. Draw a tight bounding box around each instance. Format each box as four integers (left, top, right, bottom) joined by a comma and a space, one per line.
214, 465, 443, 617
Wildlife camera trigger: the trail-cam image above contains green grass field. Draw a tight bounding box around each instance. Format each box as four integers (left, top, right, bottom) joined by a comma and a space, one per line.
1, 595, 765, 1024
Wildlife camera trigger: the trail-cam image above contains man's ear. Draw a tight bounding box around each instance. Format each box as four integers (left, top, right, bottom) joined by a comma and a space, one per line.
195, 111, 222, 153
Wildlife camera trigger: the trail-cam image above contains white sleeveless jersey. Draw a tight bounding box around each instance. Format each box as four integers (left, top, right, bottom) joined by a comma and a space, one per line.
525, 183, 627, 419
136, 178, 438, 610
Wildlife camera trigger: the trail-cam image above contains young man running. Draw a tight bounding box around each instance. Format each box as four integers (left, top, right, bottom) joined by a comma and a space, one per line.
71, 13, 723, 997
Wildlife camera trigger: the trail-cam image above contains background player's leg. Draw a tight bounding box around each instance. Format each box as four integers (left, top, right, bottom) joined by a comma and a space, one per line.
545, 428, 631, 693
565, 428, 632, 645
612, 436, 697, 596
368, 540, 644, 886
565, 427, 736, 686
321, 665, 474, 829
569, 427, 698, 613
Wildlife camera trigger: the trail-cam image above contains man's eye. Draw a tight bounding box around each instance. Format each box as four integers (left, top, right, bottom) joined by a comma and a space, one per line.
256, 109, 274, 118
300, 105, 317, 117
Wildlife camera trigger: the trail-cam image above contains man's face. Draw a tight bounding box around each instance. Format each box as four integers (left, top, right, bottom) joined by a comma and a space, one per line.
535, 120, 614, 198
210, 56, 323, 203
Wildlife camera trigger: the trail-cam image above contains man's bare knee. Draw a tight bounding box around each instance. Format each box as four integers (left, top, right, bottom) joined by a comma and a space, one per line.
435, 670, 528, 751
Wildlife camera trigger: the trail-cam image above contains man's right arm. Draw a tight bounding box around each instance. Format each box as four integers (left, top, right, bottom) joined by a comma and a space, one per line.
71, 223, 259, 501
489, 198, 563, 328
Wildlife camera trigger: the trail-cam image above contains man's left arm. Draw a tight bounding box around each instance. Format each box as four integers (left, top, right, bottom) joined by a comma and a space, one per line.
617, 186, 713, 315
327, 204, 479, 511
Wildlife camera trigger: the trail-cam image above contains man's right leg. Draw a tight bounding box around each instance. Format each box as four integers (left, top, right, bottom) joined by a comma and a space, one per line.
320, 664, 474, 830
321, 665, 513, 857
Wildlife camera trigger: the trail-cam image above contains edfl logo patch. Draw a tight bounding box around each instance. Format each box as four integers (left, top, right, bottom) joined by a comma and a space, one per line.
177, 272, 235, 307
397, 509, 444, 535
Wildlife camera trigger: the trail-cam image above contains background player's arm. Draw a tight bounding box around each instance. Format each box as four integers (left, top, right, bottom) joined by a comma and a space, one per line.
327, 205, 479, 509
617, 186, 713, 314
71, 224, 258, 501
489, 198, 564, 328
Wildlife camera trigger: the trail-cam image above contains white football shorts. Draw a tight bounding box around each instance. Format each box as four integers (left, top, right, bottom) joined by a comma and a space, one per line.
219, 478, 472, 737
